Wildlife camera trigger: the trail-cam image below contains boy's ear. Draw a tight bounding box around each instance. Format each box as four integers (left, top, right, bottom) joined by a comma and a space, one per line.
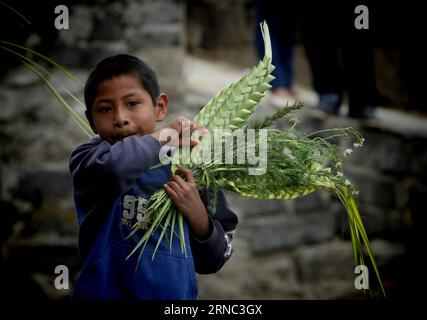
155, 93, 168, 121
85, 110, 98, 134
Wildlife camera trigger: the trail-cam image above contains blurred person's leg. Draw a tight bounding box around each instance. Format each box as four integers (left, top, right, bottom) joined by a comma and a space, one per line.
341, 2, 377, 119
342, 46, 377, 119
254, 0, 299, 105
301, 3, 343, 114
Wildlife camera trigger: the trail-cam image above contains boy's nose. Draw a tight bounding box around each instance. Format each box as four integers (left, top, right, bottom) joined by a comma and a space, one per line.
113, 109, 130, 127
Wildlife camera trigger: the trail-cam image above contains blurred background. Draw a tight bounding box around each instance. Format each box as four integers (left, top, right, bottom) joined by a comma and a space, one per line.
0, 0, 426, 299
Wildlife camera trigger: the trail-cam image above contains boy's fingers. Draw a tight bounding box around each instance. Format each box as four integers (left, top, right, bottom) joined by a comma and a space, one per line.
172, 175, 187, 189
163, 184, 178, 200
178, 137, 200, 147
176, 167, 194, 183
192, 123, 208, 134
190, 138, 200, 146
184, 120, 207, 133
169, 118, 207, 147
166, 181, 182, 193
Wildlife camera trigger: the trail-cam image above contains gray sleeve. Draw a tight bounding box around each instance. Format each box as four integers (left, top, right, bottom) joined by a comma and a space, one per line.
190, 189, 238, 274
70, 135, 161, 200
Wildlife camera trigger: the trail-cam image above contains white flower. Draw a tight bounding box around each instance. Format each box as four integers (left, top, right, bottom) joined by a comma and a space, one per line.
344, 179, 351, 186
354, 138, 365, 148
337, 171, 344, 177
343, 148, 353, 157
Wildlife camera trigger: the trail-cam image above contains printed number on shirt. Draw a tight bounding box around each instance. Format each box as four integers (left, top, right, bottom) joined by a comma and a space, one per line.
123, 195, 147, 222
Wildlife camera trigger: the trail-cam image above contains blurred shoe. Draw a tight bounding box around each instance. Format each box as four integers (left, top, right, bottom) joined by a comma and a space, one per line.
269, 87, 298, 107
316, 93, 342, 115
348, 105, 376, 120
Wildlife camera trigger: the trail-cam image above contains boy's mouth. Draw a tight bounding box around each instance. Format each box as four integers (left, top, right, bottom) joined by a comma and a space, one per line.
111, 132, 137, 143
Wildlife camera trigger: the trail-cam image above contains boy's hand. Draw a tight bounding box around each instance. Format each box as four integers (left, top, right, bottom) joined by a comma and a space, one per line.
164, 167, 210, 240
150, 116, 208, 147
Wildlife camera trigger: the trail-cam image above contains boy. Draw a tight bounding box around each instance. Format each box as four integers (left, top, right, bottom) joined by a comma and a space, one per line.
69, 54, 238, 300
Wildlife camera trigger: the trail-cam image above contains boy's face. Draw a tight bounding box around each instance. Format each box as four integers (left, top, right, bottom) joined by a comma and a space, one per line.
86, 74, 168, 144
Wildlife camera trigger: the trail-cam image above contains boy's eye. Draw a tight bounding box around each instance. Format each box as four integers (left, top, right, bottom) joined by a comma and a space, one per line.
128, 101, 140, 108
98, 107, 112, 113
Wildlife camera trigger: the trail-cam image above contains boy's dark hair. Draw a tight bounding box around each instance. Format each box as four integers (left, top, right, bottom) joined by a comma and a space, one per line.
84, 54, 160, 110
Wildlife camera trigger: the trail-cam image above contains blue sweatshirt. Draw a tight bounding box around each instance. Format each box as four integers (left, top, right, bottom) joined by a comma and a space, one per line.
69, 135, 238, 300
